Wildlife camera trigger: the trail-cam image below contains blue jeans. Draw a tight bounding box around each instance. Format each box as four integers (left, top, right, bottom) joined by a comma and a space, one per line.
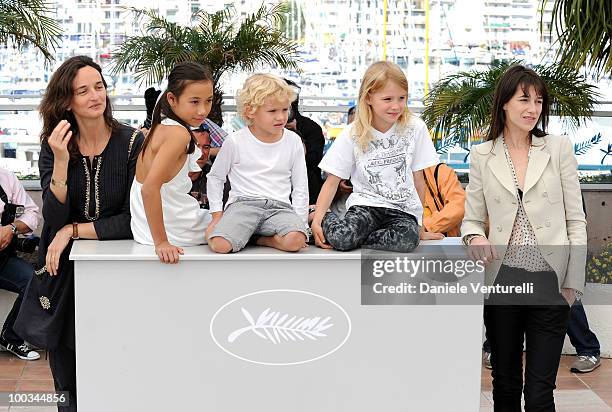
567, 300, 600, 357
0, 255, 34, 344
483, 300, 601, 357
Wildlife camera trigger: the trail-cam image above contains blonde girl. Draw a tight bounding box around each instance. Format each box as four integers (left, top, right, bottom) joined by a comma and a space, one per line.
311, 61, 442, 251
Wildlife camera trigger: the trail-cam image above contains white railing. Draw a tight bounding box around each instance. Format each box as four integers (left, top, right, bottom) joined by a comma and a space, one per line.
2, 94, 612, 116
1, 95, 611, 184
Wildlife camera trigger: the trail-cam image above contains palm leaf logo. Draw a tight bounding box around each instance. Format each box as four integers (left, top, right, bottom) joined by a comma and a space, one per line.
574, 133, 602, 155
227, 307, 333, 344
600, 143, 612, 165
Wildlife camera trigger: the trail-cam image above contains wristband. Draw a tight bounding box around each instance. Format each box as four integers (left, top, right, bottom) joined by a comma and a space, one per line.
71, 222, 79, 240
462, 234, 484, 246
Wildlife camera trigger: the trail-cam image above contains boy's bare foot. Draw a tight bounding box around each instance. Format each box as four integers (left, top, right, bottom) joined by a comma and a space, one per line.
256, 232, 306, 252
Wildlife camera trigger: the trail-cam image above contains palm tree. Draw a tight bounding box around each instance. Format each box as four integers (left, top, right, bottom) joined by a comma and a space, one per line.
541, 0, 611, 76
111, 3, 300, 126
421, 61, 601, 157
0, 0, 62, 62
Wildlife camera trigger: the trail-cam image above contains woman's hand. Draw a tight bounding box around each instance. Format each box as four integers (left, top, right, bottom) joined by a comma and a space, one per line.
46, 225, 72, 276
561, 288, 576, 306
467, 236, 498, 264
47, 120, 73, 164
155, 240, 184, 264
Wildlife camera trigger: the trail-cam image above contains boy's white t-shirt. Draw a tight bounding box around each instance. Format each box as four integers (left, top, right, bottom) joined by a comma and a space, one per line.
206, 127, 309, 223
319, 116, 439, 224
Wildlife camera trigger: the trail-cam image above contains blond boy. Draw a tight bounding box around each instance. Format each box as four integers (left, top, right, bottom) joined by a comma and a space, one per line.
206, 74, 309, 253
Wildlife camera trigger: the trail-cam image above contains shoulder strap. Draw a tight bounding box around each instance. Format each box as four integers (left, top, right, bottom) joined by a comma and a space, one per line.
433, 163, 442, 186
424, 166, 442, 212
433, 163, 445, 206
0, 183, 8, 204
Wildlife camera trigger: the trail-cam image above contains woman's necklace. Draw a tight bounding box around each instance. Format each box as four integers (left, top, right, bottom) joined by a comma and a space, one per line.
80, 129, 110, 221
79, 129, 111, 157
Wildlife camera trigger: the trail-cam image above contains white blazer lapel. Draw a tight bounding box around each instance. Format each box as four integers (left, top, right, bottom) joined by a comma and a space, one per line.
487, 139, 516, 196
524, 136, 550, 195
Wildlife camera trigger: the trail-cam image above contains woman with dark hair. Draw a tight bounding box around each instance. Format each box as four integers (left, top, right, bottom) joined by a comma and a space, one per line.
462, 65, 586, 411
14, 55, 144, 411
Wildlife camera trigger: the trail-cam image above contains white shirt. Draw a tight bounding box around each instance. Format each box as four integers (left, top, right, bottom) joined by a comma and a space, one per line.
130, 118, 211, 246
319, 116, 438, 224
0, 168, 39, 233
206, 127, 309, 223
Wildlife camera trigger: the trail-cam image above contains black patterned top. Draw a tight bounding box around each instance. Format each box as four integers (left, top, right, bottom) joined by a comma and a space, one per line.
38, 124, 143, 243
14, 124, 143, 349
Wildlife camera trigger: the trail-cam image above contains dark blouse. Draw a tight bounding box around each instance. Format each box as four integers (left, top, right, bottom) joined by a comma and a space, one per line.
38, 124, 144, 254
15, 124, 143, 349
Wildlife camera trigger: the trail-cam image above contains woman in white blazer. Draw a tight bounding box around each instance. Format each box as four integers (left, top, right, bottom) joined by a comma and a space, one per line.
461, 65, 586, 412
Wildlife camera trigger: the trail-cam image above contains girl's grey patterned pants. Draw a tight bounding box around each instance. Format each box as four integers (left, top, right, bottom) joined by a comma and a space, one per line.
322, 205, 420, 252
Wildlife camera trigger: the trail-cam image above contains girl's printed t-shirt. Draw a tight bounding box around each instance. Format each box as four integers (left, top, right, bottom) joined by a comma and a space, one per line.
319, 116, 439, 224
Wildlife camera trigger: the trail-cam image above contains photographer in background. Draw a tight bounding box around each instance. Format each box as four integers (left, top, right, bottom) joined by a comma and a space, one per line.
0, 167, 40, 360
188, 122, 213, 209
284, 79, 325, 204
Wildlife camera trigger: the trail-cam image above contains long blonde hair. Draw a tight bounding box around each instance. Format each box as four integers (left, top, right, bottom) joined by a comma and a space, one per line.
353, 61, 411, 152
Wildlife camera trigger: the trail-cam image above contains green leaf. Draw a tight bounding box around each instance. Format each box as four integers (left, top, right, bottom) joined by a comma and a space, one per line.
422, 60, 601, 147
110, 3, 300, 125
544, 0, 612, 77
0, 0, 62, 62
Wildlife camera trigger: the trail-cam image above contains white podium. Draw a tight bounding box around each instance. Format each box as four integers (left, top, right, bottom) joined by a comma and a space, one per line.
71, 239, 483, 412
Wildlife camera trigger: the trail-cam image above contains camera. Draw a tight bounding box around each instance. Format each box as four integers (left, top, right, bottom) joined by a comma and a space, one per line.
1, 202, 39, 254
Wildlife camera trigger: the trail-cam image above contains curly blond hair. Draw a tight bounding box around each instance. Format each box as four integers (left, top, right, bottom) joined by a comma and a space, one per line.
236, 73, 296, 125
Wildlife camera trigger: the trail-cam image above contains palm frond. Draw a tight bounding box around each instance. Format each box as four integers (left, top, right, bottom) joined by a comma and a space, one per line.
422, 60, 601, 146
537, 62, 602, 130
541, 0, 612, 77
435, 135, 463, 154
227, 4, 301, 74
422, 66, 500, 143
113, 3, 299, 84
110, 3, 299, 125
0, 0, 62, 61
